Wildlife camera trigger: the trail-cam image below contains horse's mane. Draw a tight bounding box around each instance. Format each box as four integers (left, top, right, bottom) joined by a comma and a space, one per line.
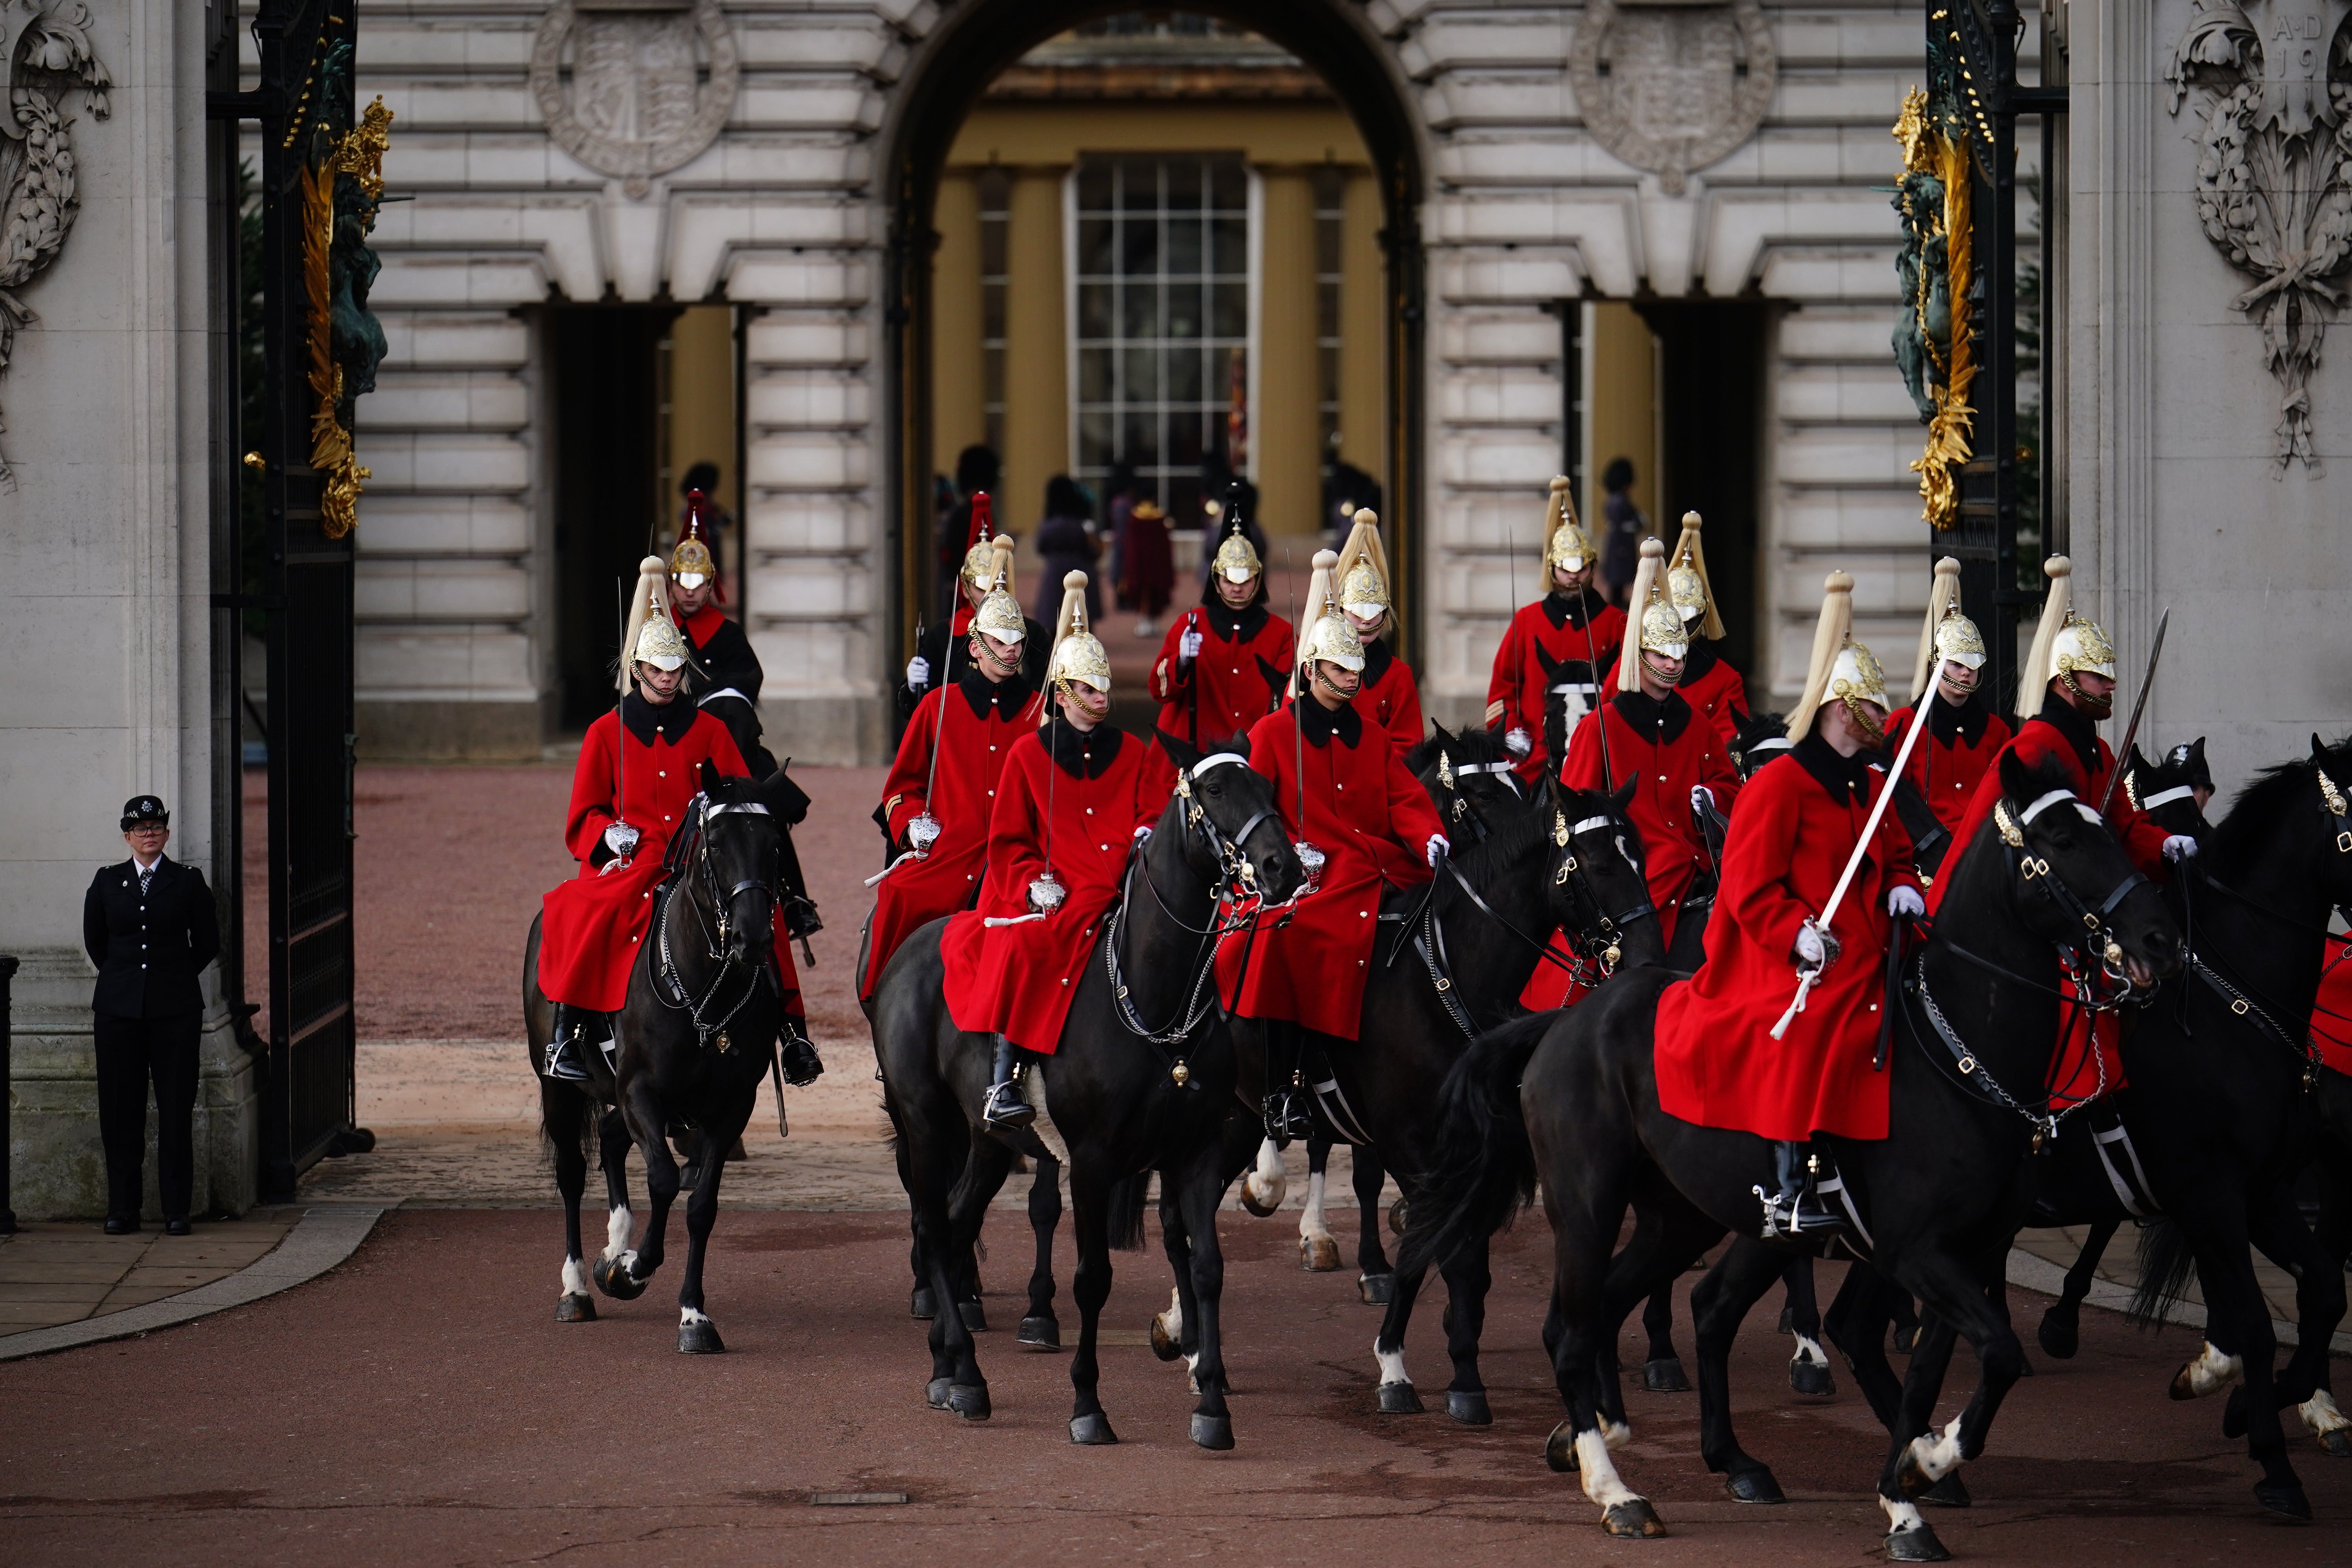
1406, 724, 1512, 777
1445, 788, 1553, 891
2205, 737, 2352, 862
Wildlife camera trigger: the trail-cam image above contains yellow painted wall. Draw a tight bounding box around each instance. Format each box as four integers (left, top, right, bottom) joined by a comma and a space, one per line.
930, 173, 986, 464
663, 303, 738, 526
1256, 167, 1319, 536
1586, 302, 1659, 553
1338, 169, 1387, 485
1000, 166, 1068, 532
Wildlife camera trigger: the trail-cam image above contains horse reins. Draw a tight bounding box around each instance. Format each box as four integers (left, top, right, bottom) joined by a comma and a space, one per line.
648, 796, 779, 1053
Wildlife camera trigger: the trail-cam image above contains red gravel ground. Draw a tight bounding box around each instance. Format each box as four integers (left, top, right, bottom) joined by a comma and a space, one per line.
3, 1207, 2347, 1567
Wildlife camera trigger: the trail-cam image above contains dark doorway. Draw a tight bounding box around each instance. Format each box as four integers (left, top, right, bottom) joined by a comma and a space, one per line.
1635, 301, 1770, 677
548, 307, 679, 729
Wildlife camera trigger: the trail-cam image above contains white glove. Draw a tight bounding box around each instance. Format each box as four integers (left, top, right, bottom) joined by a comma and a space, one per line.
1793, 920, 1841, 971
602, 822, 641, 859
1426, 834, 1450, 868
1132, 824, 1154, 844
1179, 629, 1203, 661
1504, 727, 1532, 759
2163, 834, 2199, 863
905, 813, 941, 853
1690, 785, 1716, 818
1027, 875, 1067, 914
1887, 885, 1926, 920
905, 655, 931, 690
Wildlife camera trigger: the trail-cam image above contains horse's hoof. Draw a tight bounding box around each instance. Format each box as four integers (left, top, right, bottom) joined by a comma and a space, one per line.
1191, 1412, 1235, 1450
677, 1318, 726, 1355
1149, 1315, 1183, 1362
1446, 1390, 1492, 1426
1892, 1324, 1920, 1355
1643, 1357, 1691, 1394
555, 1292, 597, 1323
1240, 1187, 1280, 1220
2224, 1386, 2250, 1439
1545, 1421, 1577, 1473
948, 1383, 991, 1421
2037, 1308, 2080, 1359
1376, 1381, 1423, 1416
1918, 1471, 1971, 1509
1069, 1412, 1118, 1445
926, 1376, 953, 1410
1724, 1468, 1785, 1504
2255, 1479, 2312, 1522
1358, 1272, 1395, 1306
957, 1299, 988, 1333
1777, 1303, 1794, 1335
1884, 1521, 1950, 1562
1301, 1234, 1340, 1272
1600, 1499, 1666, 1538
2320, 1427, 2352, 1459
910, 1287, 937, 1320
1789, 1357, 1837, 1400
1017, 1314, 1062, 1350
591, 1256, 647, 1301
1388, 1198, 1408, 1236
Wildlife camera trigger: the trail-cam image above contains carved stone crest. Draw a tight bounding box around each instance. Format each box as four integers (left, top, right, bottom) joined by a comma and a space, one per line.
2167, 1, 2352, 471
1568, 0, 1776, 196
531, 0, 739, 199
0, 0, 109, 488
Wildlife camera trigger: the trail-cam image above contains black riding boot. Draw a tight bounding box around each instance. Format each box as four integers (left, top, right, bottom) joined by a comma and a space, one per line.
1757, 1141, 1838, 1240
544, 1004, 592, 1083
1260, 1024, 1311, 1143
778, 1022, 824, 1087
982, 1036, 1035, 1129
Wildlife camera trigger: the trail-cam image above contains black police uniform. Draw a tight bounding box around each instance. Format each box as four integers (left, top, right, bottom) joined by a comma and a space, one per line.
82, 799, 218, 1226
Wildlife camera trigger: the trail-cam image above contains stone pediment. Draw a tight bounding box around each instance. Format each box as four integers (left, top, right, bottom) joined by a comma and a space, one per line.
1569, 0, 1777, 195
530, 0, 739, 198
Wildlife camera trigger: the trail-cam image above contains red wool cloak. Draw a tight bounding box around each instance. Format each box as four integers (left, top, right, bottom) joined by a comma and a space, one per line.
1152, 601, 1295, 747
1485, 591, 1626, 783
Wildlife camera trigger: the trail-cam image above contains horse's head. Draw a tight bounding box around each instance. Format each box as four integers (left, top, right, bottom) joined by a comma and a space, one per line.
2124, 738, 2211, 839
1409, 722, 1534, 845
693, 761, 792, 966
1990, 748, 2180, 991
1543, 776, 1666, 976
1154, 730, 1305, 906
1730, 710, 1793, 782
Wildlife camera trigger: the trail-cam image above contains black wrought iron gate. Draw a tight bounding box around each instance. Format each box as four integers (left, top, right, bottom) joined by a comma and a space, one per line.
210, 1, 388, 1200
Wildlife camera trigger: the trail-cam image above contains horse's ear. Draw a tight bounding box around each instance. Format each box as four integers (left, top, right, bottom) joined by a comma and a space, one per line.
1608, 775, 1637, 815
762, 764, 813, 826
1154, 727, 1203, 774
1431, 720, 1454, 746
2126, 742, 2151, 777
2315, 733, 2331, 766
699, 759, 723, 796
1997, 746, 2038, 803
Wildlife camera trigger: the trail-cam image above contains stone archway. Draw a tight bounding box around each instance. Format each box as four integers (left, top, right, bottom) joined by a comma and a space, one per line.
874, 1, 1431, 678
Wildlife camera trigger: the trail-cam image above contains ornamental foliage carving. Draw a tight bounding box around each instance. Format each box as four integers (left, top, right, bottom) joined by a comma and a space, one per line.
2167, 0, 2352, 471
1568, 0, 1777, 196
0, 0, 107, 488
532, 0, 740, 199
1891, 87, 1975, 530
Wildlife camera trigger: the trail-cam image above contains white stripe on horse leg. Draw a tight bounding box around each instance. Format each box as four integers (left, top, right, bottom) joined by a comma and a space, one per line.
1907, 1415, 1964, 1482
1243, 1136, 1287, 1212
1374, 1336, 1412, 1390
1880, 1495, 1929, 1537
2183, 1341, 2243, 1397
1573, 1428, 1642, 1509
2300, 1388, 2349, 1436
603, 1205, 632, 1261
1604, 1418, 1632, 1450
681, 1307, 711, 1326
1300, 1169, 1330, 1243
561, 1258, 588, 1296
1791, 1333, 1830, 1368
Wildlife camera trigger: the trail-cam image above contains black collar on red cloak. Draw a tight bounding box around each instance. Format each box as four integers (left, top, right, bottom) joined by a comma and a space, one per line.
1540, 588, 1608, 632
1198, 596, 1271, 643
1929, 685, 1992, 746
1360, 636, 1395, 686
1295, 694, 1363, 749
960, 666, 1035, 720
2036, 688, 2103, 779
621, 689, 699, 746
1679, 637, 1721, 685
1042, 715, 1123, 779
1793, 730, 1878, 805
1611, 687, 1693, 745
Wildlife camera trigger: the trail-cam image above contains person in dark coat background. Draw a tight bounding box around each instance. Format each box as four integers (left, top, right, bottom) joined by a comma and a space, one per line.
83, 796, 218, 1235
1032, 474, 1102, 625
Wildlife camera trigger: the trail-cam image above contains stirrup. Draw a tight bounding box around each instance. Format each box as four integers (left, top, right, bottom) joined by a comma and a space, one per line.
1753, 1183, 1838, 1241
1262, 1091, 1310, 1143
982, 1078, 1034, 1129
544, 1029, 590, 1083
779, 1030, 824, 1087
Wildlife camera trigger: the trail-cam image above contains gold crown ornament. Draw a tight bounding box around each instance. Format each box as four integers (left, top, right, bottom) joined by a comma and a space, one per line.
1332, 507, 1393, 621
1211, 515, 1263, 583
1542, 475, 1597, 579
1664, 511, 1727, 641
1297, 549, 1368, 673
1045, 570, 1112, 694
970, 537, 1025, 643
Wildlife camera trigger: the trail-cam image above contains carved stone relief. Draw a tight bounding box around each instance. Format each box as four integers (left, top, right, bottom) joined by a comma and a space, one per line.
2167, 0, 2352, 471
0, 0, 109, 488
532, 0, 739, 199
1568, 0, 1776, 196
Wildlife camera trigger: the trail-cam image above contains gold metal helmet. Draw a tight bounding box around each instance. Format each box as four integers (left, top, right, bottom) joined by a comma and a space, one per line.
1339, 560, 1388, 616
1932, 605, 1987, 672
1542, 476, 1596, 576
1333, 507, 1392, 621
969, 536, 1024, 643
1045, 570, 1112, 694
617, 554, 683, 688
1638, 597, 1689, 663
1211, 518, 1262, 584
1786, 570, 1887, 740
1297, 549, 1366, 673
1663, 511, 1726, 640
632, 611, 690, 673
670, 536, 716, 591
958, 492, 1001, 594
2051, 616, 2116, 684
1829, 637, 1889, 711
1666, 557, 1705, 624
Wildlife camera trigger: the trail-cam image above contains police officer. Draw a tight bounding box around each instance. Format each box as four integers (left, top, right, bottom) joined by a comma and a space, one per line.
83, 796, 219, 1236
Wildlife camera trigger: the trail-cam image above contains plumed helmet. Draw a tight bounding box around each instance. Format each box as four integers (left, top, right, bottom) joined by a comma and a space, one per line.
1211, 512, 1262, 583
670, 489, 721, 597
1542, 475, 1595, 576
1663, 511, 1724, 640
1638, 598, 1689, 662
1332, 508, 1392, 619
2051, 616, 2116, 684
959, 492, 1000, 593
971, 537, 1026, 643
633, 613, 690, 673
1298, 549, 1366, 673
1829, 637, 1888, 711
1786, 570, 1889, 738
1933, 606, 1987, 672
618, 555, 685, 688
1617, 538, 1682, 691
2019, 555, 2118, 708
1045, 570, 1112, 693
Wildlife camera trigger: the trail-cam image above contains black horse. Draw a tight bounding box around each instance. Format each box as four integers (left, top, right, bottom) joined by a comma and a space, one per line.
526, 764, 808, 1352
1226, 776, 1659, 1423
1404, 748, 2179, 1556
871, 730, 1301, 1445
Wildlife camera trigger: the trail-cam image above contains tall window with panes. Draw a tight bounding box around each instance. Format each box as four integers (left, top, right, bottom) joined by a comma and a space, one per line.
1071, 154, 1249, 529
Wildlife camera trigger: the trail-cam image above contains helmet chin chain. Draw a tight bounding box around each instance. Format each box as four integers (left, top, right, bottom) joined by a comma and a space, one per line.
2058, 669, 2114, 719
1842, 696, 1887, 748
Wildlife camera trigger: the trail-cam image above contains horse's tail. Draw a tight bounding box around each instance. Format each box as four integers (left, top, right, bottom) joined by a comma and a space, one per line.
1107, 1171, 1152, 1252
1396, 1010, 1555, 1276
2127, 1216, 2199, 1329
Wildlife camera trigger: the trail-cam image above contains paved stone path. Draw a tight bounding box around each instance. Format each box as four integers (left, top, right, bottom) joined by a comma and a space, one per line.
0, 1214, 297, 1332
